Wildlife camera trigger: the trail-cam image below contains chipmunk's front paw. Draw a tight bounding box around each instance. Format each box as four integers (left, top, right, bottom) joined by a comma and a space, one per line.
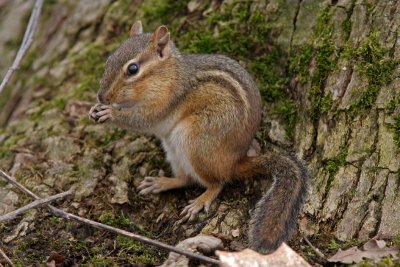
89, 103, 111, 123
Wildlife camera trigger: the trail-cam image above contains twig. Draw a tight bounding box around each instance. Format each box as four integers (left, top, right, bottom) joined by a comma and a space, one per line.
50, 208, 220, 265
0, 0, 44, 95
304, 236, 326, 259
0, 170, 38, 199
0, 170, 220, 265
0, 247, 14, 267
0, 190, 73, 222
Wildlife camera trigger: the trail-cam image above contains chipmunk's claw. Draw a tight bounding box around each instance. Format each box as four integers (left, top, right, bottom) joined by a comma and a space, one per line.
178, 197, 210, 224
89, 104, 111, 123
138, 176, 164, 195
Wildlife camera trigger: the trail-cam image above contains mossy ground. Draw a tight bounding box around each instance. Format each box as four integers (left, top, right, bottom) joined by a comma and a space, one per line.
3, 213, 160, 266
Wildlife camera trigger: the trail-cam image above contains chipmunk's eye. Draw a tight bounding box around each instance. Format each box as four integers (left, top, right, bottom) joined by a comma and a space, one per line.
127, 63, 139, 75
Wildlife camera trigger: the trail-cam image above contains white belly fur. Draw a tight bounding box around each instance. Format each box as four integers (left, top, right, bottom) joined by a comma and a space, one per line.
161, 124, 204, 186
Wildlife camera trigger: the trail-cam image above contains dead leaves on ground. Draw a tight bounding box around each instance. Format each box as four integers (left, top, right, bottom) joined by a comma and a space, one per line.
46, 251, 65, 267
328, 239, 400, 264
217, 243, 311, 267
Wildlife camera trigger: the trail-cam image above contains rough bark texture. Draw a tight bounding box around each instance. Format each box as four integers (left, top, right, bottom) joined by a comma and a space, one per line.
0, 0, 399, 265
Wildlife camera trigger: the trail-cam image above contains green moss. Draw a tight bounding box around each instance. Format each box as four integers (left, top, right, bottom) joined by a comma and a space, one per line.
325, 146, 348, 190
309, 37, 337, 118
143, 0, 190, 28
0, 135, 21, 158
70, 43, 107, 100
341, 0, 355, 39
103, 128, 127, 145
325, 148, 348, 174
98, 211, 131, 228
341, 19, 351, 36
289, 45, 313, 84
350, 257, 397, 267
20, 49, 39, 71
314, 6, 333, 38
13, 239, 44, 264
87, 256, 113, 266
321, 92, 334, 114
4, 39, 21, 53
394, 114, 400, 148
391, 235, 400, 245
116, 236, 158, 265
328, 238, 364, 252
72, 164, 90, 178
104, 0, 136, 33
290, 6, 337, 119
48, 216, 61, 224
52, 97, 67, 110
348, 33, 399, 115
272, 99, 297, 140
250, 51, 289, 103
180, 3, 270, 59
386, 96, 399, 114
328, 239, 341, 251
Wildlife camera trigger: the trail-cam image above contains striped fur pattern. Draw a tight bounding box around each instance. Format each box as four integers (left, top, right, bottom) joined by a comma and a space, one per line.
94, 22, 309, 253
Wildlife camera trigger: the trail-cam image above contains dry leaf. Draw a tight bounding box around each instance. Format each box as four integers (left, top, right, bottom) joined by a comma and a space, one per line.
363, 239, 386, 250
217, 243, 311, 267
47, 251, 65, 265
161, 235, 222, 267
328, 239, 400, 264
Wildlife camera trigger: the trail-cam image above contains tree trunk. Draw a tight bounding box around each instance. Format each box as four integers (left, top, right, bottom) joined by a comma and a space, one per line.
0, 0, 399, 264
291, 0, 400, 241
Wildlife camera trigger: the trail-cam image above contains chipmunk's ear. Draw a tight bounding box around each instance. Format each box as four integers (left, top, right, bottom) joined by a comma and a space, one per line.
130, 21, 143, 37
153, 25, 170, 58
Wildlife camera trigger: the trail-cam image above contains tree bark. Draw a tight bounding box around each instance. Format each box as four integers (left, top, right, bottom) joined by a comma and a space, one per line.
291, 0, 400, 241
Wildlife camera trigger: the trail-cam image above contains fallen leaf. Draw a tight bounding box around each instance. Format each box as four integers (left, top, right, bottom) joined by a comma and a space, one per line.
363, 239, 386, 250
328, 247, 364, 264
217, 243, 311, 267
328, 239, 400, 264
47, 251, 65, 265
161, 235, 222, 267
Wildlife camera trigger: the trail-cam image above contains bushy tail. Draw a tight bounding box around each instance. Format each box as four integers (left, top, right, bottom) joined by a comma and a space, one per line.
235, 152, 309, 253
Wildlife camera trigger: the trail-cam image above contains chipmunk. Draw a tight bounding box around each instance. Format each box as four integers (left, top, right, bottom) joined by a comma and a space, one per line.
89, 21, 309, 253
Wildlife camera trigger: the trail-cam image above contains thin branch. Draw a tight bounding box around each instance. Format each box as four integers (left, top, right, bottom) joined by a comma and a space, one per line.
50, 207, 220, 265
0, 170, 38, 199
0, 247, 14, 267
0, 170, 220, 265
304, 236, 326, 259
0, 0, 44, 95
0, 190, 73, 222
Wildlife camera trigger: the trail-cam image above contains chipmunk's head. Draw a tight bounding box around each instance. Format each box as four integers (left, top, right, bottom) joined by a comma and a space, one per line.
97, 21, 180, 110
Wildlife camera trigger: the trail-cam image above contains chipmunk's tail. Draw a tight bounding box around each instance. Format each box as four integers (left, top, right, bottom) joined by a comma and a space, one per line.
235, 152, 309, 253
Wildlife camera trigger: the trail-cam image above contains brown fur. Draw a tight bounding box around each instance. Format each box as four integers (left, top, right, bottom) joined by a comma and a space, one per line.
92, 22, 310, 253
